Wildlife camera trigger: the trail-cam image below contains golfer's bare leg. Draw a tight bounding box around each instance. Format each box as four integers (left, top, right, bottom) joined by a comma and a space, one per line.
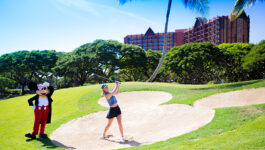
104, 118, 114, 136
116, 114, 124, 137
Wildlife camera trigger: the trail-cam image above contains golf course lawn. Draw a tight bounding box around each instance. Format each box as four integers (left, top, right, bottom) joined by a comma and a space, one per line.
0, 79, 264, 150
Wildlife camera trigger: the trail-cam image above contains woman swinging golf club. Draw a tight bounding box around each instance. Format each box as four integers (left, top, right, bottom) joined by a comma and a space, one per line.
100, 81, 125, 142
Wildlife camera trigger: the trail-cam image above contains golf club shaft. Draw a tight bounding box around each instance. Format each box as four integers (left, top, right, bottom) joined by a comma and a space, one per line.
93, 73, 114, 82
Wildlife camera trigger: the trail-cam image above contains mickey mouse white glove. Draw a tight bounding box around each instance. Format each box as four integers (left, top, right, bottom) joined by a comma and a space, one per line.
32, 105, 36, 110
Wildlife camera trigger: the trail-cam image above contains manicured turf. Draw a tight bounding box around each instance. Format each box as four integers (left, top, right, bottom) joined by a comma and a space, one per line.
0, 79, 264, 150
121, 104, 265, 150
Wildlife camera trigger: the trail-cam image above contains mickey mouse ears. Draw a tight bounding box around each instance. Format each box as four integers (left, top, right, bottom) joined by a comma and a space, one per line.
28, 82, 38, 91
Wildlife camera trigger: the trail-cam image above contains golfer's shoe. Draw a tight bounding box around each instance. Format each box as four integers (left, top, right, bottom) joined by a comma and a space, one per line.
120, 137, 125, 142
100, 135, 105, 140
39, 133, 48, 139
25, 133, 36, 139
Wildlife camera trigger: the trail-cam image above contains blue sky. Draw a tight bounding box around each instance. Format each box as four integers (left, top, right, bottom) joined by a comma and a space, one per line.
0, 0, 264, 55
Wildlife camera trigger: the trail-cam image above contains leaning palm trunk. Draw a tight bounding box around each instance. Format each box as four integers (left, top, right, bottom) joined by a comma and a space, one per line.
148, 0, 172, 82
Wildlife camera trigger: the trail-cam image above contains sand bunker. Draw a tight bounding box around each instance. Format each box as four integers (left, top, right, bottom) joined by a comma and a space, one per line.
50, 88, 265, 150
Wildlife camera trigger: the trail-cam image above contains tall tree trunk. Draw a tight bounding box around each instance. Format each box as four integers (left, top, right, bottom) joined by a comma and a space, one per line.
148, 0, 172, 82
21, 83, 25, 95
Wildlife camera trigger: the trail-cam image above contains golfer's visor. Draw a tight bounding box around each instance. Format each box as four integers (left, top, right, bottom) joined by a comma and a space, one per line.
101, 84, 108, 89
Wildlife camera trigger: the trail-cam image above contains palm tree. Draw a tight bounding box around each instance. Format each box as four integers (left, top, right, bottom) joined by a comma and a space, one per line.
119, 0, 209, 82
230, 0, 264, 21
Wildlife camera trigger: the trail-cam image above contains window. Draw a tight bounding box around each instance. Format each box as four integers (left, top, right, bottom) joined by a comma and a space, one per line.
160, 44, 163, 46
144, 48, 147, 50
139, 37, 142, 40
133, 42, 136, 44
160, 47, 163, 50
144, 37, 147, 40
149, 44, 152, 46
138, 41, 142, 44
149, 37, 152, 39
160, 36, 163, 39
154, 40, 158, 43
155, 47, 158, 50
144, 44, 147, 47
128, 42, 131, 44
171, 43, 174, 46
160, 40, 163, 42
133, 38, 136, 40
155, 44, 158, 46
150, 48, 152, 50
144, 41, 147, 43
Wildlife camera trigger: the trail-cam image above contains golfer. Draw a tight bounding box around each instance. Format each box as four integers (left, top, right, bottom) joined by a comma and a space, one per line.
100, 81, 125, 142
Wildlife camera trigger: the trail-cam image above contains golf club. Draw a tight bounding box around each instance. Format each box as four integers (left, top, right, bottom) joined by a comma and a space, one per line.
90, 73, 121, 85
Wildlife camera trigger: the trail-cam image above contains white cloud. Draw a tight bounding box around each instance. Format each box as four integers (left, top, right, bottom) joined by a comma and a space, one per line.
51, 0, 159, 26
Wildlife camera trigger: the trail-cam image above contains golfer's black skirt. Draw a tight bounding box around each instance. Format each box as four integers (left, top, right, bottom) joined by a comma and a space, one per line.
106, 105, 121, 119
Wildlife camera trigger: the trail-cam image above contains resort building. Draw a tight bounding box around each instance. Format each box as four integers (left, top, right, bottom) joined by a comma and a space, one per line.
124, 12, 249, 52
184, 11, 250, 44
124, 28, 186, 53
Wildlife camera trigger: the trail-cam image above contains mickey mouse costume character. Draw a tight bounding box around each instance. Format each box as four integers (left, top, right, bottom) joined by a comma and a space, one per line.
25, 82, 54, 139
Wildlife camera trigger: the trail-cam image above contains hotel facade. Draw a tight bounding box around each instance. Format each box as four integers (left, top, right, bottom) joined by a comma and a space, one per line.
124, 12, 249, 52
124, 28, 185, 53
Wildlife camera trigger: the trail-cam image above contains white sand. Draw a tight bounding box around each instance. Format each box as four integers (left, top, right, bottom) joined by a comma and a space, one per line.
50, 88, 265, 150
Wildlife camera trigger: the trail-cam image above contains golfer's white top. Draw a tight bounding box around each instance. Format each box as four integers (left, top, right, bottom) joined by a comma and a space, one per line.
105, 92, 117, 107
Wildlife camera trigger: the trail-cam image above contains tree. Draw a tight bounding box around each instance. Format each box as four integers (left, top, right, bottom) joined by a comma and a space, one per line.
145, 50, 162, 78
88, 40, 122, 81
119, 0, 209, 82
242, 40, 265, 79
0, 50, 58, 95
218, 43, 254, 81
164, 43, 229, 84
118, 44, 147, 81
0, 77, 16, 96
0, 51, 30, 95
54, 51, 98, 86
230, 0, 264, 21
27, 50, 58, 82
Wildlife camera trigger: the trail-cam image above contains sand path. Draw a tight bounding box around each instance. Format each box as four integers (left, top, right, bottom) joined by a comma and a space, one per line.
50, 88, 265, 150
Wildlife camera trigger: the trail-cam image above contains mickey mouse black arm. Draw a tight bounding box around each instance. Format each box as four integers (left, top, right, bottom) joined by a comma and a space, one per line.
47, 86, 54, 97
28, 95, 38, 106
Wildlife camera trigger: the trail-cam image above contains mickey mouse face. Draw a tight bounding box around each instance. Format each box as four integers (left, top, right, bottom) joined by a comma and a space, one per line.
36, 82, 50, 96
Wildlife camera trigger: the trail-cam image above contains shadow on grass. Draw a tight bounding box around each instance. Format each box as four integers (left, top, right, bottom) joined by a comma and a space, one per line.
26, 137, 75, 149
190, 80, 261, 90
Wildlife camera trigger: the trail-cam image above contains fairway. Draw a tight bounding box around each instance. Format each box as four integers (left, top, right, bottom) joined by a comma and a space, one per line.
0, 79, 265, 150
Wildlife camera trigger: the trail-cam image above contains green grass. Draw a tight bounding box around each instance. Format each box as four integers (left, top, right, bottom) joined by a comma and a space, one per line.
121, 104, 265, 150
0, 79, 264, 150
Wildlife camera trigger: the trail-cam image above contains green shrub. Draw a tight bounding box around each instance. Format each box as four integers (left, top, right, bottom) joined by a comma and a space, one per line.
3, 89, 30, 97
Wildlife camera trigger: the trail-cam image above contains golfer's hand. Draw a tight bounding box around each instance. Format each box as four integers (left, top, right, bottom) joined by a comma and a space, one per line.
32, 105, 36, 110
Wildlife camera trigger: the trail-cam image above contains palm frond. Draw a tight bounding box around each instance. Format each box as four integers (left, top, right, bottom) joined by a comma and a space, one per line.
230, 0, 264, 21
183, 0, 209, 16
